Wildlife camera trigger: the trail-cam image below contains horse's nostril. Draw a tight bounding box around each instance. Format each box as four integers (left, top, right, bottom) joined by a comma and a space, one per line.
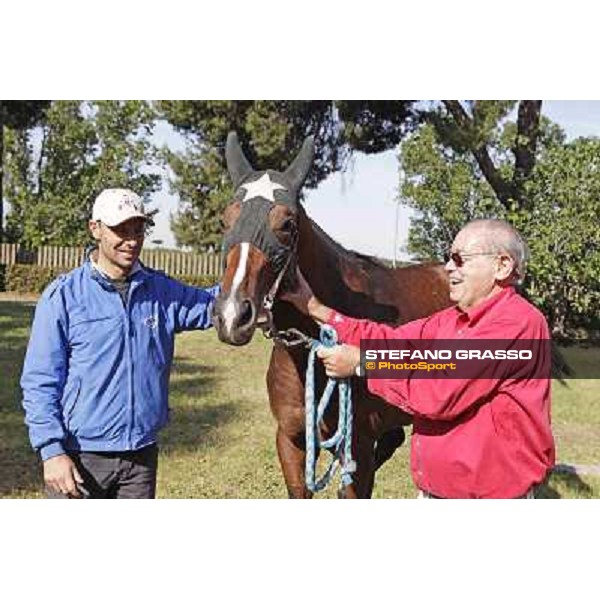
237, 299, 255, 328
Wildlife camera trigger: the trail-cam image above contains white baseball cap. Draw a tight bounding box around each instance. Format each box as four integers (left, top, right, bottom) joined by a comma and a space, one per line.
92, 188, 149, 226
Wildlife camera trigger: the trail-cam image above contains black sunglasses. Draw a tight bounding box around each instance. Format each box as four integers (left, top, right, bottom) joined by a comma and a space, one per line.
444, 251, 498, 267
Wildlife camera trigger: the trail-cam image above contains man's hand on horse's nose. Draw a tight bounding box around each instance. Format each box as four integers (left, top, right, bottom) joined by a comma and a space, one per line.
317, 344, 360, 378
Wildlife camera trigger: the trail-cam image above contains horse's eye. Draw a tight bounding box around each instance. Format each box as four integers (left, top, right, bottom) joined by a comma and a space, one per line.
281, 219, 295, 232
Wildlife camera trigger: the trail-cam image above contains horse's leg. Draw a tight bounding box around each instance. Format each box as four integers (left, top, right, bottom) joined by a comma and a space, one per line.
338, 392, 410, 499
333, 391, 373, 499
276, 427, 313, 499
339, 428, 406, 498
374, 427, 406, 471
267, 345, 311, 499
338, 433, 377, 499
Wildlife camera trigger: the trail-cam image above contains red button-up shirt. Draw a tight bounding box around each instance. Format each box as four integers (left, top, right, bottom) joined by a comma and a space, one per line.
327, 287, 555, 498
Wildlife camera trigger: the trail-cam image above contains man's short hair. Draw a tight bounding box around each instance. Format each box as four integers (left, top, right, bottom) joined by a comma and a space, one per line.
464, 219, 529, 285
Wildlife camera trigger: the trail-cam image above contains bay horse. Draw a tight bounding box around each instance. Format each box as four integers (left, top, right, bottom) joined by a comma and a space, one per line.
213, 132, 451, 498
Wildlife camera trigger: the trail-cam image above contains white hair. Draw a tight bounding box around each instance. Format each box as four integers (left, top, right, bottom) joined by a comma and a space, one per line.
463, 219, 529, 285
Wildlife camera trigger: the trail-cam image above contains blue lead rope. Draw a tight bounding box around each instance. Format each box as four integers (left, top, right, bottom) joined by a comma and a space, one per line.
305, 325, 356, 493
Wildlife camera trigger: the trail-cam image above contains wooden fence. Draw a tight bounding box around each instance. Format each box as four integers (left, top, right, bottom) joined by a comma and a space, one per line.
0, 243, 224, 277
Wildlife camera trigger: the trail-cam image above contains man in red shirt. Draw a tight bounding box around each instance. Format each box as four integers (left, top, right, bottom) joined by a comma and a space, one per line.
282, 219, 555, 499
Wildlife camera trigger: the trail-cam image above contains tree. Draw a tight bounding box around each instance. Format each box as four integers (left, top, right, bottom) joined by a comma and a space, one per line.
157, 101, 418, 250
431, 101, 543, 211
398, 102, 597, 336
159, 99, 595, 334
399, 121, 501, 260
512, 138, 600, 336
3, 101, 160, 247
0, 101, 50, 240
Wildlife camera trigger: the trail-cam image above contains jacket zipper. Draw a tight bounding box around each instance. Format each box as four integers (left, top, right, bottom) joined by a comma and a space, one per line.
121, 280, 136, 450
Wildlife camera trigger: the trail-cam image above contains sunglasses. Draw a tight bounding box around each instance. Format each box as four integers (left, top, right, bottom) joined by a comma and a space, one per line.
444, 251, 498, 267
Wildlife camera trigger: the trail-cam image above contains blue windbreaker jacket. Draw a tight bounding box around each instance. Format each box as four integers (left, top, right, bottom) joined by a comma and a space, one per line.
21, 260, 220, 460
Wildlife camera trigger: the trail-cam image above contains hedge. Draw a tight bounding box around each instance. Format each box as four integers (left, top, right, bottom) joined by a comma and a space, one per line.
175, 274, 221, 288
0, 264, 220, 294
1, 265, 68, 293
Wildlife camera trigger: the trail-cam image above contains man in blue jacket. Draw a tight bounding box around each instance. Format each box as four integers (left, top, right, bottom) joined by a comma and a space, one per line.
21, 188, 220, 499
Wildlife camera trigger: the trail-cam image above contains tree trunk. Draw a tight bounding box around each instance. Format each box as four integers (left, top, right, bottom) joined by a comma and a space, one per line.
513, 100, 542, 210
443, 100, 515, 209
443, 100, 542, 212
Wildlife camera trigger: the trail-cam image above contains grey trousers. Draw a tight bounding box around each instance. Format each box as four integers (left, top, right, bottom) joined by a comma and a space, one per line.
45, 444, 159, 499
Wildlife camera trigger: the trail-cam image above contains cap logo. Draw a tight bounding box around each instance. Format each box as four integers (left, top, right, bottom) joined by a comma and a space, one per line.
118, 194, 141, 212
92, 188, 146, 224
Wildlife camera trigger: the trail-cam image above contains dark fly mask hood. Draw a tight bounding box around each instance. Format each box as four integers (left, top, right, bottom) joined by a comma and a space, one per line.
223, 132, 315, 280
222, 172, 297, 273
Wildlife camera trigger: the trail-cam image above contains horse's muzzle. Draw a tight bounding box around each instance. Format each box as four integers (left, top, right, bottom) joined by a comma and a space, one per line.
213, 294, 257, 346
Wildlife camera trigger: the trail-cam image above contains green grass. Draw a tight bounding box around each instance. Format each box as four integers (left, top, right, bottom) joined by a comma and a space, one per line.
1, 300, 599, 498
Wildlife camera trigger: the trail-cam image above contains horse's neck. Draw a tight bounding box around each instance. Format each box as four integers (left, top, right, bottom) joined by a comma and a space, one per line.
295, 206, 399, 322
294, 206, 450, 325
297, 207, 350, 305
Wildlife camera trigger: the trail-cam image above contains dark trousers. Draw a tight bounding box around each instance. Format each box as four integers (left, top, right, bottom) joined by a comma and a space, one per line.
45, 444, 159, 499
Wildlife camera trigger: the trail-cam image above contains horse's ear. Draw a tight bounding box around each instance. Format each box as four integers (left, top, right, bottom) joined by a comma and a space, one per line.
225, 131, 254, 188
284, 136, 315, 192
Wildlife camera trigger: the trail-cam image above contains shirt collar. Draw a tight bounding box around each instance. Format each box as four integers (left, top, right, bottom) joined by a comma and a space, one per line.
88, 248, 142, 281
453, 286, 516, 325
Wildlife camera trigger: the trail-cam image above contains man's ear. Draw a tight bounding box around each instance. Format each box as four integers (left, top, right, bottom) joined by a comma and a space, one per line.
89, 220, 101, 241
496, 254, 515, 283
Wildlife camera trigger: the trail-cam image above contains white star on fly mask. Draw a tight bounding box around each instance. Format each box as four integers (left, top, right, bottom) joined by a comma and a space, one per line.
240, 173, 287, 203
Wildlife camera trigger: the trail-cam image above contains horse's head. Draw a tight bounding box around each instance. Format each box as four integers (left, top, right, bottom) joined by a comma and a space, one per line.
213, 132, 315, 346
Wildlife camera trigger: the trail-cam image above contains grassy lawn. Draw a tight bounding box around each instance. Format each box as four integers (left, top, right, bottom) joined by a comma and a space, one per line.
1, 299, 599, 498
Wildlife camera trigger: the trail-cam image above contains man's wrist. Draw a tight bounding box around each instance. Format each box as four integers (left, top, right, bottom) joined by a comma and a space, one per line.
307, 297, 332, 324
40, 441, 66, 461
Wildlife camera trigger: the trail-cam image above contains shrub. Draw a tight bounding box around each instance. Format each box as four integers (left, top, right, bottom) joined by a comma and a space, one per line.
4, 265, 69, 293
174, 274, 221, 288
1, 265, 221, 294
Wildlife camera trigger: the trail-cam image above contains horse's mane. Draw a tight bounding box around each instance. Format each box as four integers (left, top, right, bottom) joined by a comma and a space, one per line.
302, 204, 437, 274
297, 204, 450, 325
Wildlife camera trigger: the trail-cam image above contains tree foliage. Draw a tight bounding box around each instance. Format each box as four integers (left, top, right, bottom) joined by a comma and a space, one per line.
512, 138, 600, 336
159, 99, 597, 334
4, 101, 160, 246
400, 122, 501, 260
157, 101, 418, 250
5, 99, 594, 335
0, 101, 49, 130
0, 101, 50, 240
399, 101, 596, 336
